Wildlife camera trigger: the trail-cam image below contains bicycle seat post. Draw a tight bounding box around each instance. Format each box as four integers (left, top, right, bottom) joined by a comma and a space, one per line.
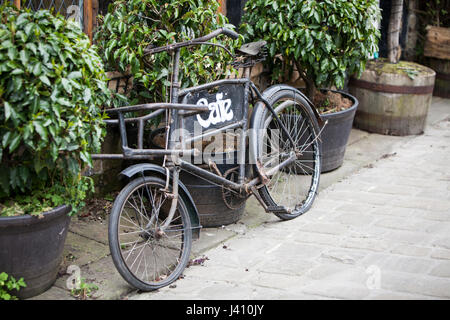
239, 66, 253, 186
243, 64, 252, 80
166, 48, 182, 168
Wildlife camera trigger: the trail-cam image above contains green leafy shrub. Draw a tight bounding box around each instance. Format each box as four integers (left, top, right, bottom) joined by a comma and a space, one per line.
0, 4, 112, 215
0, 272, 26, 300
241, 0, 381, 101
95, 0, 241, 104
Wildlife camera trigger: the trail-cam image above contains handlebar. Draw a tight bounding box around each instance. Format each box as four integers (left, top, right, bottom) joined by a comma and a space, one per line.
200, 27, 239, 41
222, 28, 240, 40
144, 27, 240, 55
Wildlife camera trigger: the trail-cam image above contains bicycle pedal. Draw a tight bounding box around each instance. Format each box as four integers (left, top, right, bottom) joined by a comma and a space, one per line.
266, 206, 290, 214
159, 188, 176, 199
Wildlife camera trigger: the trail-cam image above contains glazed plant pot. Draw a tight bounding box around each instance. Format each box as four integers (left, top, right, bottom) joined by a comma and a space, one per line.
0, 205, 71, 299
319, 90, 359, 172
180, 159, 246, 228
150, 130, 246, 227
180, 150, 247, 228
287, 89, 358, 173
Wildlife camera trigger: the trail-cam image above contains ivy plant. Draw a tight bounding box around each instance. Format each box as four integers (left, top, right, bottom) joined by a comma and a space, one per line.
95, 0, 241, 104
241, 0, 381, 100
0, 4, 113, 215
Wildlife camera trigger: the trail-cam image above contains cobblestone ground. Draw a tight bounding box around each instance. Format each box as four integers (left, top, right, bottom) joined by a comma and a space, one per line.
131, 112, 450, 300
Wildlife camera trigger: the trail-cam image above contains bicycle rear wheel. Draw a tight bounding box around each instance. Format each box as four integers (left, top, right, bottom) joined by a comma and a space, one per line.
109, 175, 192, 291
252, 88, 321, 220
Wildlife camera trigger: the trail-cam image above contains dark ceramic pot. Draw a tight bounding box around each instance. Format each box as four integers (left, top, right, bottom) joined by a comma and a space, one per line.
0, 205, 71, 299
319, 90, 358, 172
179, 151, 246, 228
288, 89, 358, 173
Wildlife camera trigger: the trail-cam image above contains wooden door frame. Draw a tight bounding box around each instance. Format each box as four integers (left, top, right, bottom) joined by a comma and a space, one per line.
11, 0, 228, 44
83, 0, 93, 42
218, 0, 226, 15
12, 0, 94, 42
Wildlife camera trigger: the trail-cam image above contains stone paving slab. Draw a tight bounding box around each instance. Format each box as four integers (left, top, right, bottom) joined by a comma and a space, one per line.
131, 99, 450, 300
62, 232, 110, 268
28, 286, 74, 301
69, 216, 110, 245
55, 255, 138, 300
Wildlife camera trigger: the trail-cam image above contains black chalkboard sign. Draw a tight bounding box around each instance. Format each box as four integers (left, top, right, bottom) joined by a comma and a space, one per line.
181, 84, 245, 135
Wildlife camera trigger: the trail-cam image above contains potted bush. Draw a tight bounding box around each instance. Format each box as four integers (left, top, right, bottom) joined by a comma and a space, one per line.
95, 0, 239, 104
0, 4, 111, 299
349, 0, 436, 136
241, 0, 381, 172
94, 0, 244, 227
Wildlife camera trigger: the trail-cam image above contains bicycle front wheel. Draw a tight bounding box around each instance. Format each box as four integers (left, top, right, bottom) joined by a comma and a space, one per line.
109, 176, 192, 291
252, 87, 321, 220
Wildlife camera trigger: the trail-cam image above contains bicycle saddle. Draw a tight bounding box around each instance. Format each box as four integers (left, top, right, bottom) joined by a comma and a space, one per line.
237, 40, 267, 56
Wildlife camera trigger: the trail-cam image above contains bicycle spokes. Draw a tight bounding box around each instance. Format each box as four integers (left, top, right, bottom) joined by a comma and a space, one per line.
112, 178, 191, 288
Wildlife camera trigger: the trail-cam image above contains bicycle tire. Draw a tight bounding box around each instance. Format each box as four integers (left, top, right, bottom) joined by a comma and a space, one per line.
251, 87, 321, 220
109, 175, 192, 291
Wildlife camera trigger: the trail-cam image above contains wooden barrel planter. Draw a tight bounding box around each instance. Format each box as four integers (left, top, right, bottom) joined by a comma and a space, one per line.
426, 58, 450, 99
423, 26, 450, 98
0, 205, 71, 299
349, 60, 436, 136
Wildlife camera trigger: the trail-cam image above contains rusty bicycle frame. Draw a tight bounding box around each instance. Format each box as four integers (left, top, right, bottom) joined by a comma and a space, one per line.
93, 28, 319, 233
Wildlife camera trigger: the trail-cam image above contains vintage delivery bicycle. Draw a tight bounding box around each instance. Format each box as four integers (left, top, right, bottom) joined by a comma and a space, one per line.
93, 28, 324, 291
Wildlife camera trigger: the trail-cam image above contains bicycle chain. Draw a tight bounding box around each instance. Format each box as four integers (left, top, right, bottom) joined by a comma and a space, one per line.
221, 167, 249, 210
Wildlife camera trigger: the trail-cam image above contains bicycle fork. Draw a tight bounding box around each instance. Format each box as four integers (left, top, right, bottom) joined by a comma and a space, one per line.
160, 167, 179, 232
139, 167, 180, 239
